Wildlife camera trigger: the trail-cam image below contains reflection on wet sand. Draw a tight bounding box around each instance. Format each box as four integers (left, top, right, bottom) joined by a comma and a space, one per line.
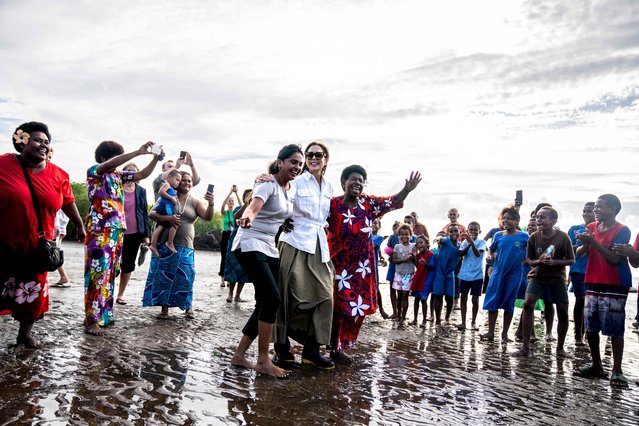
0, 242, 637, 424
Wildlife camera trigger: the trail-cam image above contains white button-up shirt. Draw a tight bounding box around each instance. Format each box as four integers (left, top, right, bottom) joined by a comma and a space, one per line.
280, 171, 333, 263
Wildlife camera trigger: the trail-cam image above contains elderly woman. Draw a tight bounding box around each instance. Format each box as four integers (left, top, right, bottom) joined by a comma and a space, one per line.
230, 144, 303, 379
115, 162, 151, 305
142, 171, 214, 318
272, 141, 336, 370
0, 122, 85, 348
84, 141, 162, 336
327, 165, 421, 363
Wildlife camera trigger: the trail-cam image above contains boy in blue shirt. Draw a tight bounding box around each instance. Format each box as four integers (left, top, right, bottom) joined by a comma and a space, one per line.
457, 222, 486, 331
567, 202, 595, 346
432, 224, 461, 325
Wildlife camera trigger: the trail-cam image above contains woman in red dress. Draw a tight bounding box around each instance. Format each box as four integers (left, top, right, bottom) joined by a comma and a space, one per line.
327, 165, 420, 363
0, 122, 85, 348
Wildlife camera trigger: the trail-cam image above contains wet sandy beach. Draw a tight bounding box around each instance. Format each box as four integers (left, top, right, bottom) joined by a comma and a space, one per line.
1, 241, 638, 425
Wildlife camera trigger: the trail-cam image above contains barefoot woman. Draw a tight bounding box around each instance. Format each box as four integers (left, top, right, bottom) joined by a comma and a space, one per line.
230, 144, 303, 378
0, 122, 84, 348
328, 165, 421, 363
84, 140, 161, 335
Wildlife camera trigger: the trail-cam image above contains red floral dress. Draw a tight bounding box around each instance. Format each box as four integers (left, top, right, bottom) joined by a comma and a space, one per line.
327, 194, 402, 351
0, 154, 74, 322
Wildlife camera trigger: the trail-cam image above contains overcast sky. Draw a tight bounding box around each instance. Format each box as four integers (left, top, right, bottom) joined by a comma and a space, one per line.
1, 0, 638, 235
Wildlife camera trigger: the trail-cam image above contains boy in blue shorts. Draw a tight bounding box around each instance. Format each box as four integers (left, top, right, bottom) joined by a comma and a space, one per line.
432, 224, 460, 325
567, 202, 595, 346
575, 194, 632, 387
457, 221, 486, 331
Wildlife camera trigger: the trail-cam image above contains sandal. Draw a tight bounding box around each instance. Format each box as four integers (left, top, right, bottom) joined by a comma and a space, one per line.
610, 372, 629, 387
116, 298, 127, 305
185, 311, 195, 319
574, 365, 607, 379
51, 281, 70, 288
155, 313, 169, 320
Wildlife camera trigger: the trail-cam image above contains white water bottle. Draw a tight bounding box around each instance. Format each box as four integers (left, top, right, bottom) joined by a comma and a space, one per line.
543, 245, 555, 257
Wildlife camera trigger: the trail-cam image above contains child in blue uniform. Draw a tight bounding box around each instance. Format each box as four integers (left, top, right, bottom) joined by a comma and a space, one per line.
481, 206, 529, 342
432, 224, 461, 325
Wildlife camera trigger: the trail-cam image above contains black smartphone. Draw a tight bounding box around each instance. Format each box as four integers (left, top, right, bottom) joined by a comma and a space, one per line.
179, 151, 186, 160
207, 184, 215, 193
515, 190, 523, 205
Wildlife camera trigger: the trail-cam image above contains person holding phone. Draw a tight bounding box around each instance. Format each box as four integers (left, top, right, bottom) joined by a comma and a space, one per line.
84, 140, 162, 336
143, 172, 215, 320
219, 185, 243, 287
151, 151, 201, 200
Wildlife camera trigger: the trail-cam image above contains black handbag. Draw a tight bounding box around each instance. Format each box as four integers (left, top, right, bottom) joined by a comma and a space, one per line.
18, 156, 64, 273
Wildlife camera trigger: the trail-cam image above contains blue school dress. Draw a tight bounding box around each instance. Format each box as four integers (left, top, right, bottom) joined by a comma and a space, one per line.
432, 237, 460, 297
483, 231, 529, 313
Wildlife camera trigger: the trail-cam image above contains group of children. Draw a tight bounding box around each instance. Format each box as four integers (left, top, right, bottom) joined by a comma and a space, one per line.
374, 196, 637, 387
376, 211, 487, 329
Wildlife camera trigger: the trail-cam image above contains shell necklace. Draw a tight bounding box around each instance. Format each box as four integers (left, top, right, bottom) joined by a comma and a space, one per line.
176, 194, 191, 215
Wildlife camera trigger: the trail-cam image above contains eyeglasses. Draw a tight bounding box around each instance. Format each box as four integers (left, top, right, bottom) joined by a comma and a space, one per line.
305, 152, 326, 160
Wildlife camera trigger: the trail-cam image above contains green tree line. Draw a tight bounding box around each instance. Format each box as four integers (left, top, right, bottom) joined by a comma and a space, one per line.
67, 182, 223, 250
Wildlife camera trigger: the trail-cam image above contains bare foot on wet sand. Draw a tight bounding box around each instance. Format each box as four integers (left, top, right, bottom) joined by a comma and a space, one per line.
480, 332, 494, 342
556, 348, 572, 358
17, 334, 40, 349
510, 347, 530, 357
84, 323, 105, 336
255, 359, 290, 378
231, 354, 255, 370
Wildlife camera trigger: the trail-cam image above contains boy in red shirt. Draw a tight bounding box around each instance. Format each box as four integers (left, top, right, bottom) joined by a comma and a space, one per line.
575, 194, 632, 387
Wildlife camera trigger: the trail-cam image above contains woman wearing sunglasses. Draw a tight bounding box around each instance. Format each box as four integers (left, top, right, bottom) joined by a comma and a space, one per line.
273, 141, 336, 370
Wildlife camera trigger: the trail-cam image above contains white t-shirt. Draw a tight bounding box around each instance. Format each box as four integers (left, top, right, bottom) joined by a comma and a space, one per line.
232, 178, 295, 258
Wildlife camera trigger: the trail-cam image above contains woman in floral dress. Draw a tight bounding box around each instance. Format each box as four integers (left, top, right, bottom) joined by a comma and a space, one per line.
84, 140, 162, 336
327, 165, 421, 363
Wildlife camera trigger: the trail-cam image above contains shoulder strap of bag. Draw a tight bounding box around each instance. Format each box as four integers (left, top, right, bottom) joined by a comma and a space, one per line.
17, 155, 46, 237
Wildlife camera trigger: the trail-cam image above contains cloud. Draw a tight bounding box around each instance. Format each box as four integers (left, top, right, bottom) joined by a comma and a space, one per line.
579, 87, 639, 113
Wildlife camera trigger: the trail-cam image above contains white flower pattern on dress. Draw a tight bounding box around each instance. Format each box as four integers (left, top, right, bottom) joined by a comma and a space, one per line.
15, 281, 41, 304
341, 209, 355, 225
355, 259, 371, 279
357, 197, 365, 209
335, 269, 353, 291
349, 295, 370, 316
360, 218, 372, 237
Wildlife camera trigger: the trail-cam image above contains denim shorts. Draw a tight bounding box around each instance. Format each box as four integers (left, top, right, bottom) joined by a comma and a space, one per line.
585, 285, 628, 337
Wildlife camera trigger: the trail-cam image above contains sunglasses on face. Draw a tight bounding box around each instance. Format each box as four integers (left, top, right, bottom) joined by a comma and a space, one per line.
305, 152, 326, 160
